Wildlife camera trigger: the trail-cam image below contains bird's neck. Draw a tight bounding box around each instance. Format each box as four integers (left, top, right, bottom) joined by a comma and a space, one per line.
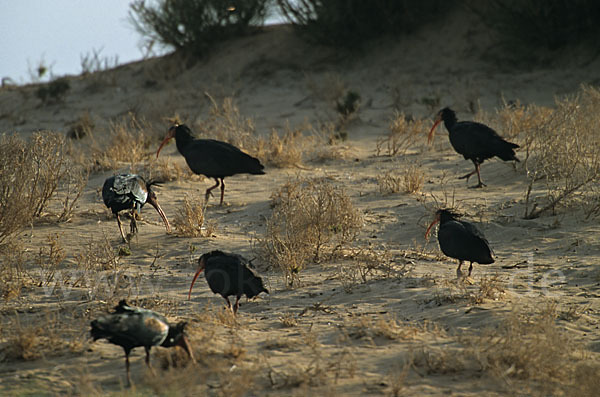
175, 128, 194, 154
443, 115, 457, 132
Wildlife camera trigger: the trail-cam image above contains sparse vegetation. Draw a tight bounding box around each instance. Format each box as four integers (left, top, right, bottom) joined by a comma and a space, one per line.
277, 0, 453, 48
129, 0, 270, 56
258, 177, 363, 285
173, 194, 215, 237
519, 86, 600, 218
87, 113, 155, 171
36, 78, 70, 104
469, 0, 600, 62
0, 132, 81, 245
376, 112, 427, 157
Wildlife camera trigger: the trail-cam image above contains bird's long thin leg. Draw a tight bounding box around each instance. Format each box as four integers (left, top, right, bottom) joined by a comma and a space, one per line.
468, 262, 474, 277
459, 161, 478, 183
116, 214, 127, 243
130, 209, 138, 237
125, 351, 132, 387
473, 163, 486, 188
205, 178, 221, 204
144, 346, 151, 367
233, 295, 241, 314
456, 260, 464, 279
224, 296, 232, 312
219, 178, 225, 206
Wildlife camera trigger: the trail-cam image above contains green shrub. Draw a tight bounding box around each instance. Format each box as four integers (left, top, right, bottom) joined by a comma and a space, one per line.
469, 0, 600, 60
129, 0, 270, 56
277, 0, 453, 48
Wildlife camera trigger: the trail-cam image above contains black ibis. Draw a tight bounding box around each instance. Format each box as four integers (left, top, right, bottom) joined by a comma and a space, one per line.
188, 250, 269, 313
425, 209, 494, 278
156, 124, 265, 205
428, 107, 519, 188
102, 174, 171, 242
90, 300, 195, 386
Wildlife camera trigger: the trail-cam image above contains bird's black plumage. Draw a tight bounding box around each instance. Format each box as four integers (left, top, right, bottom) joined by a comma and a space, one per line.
90, 300, 194, 386
102, 174, 171, 242
429, 108, 519, 188
426, 209, 494, 277
188, 250, 269, 313
156, 124, 265, 205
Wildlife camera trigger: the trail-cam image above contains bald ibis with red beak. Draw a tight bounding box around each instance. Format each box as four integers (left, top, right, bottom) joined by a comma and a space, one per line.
428, 108, 519, 188
188, 250, 269, 314
102, 174, 171, 242
90, 300, 195, 386
156, 124, 265, 205
425, 209, 494, 278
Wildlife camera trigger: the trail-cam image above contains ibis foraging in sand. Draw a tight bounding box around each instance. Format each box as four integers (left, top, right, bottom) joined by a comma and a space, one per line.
90, 300, 195, 386
428, 107, 519, 188
188, 250, 269, 313
102, 174, 171, 242
156, 123, 265, 205
425, 209, 494, 278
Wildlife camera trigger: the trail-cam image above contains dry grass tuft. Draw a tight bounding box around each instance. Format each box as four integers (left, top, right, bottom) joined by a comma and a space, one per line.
493, 86, 600, 218
470, 274, 505, 304
200, 95, 334, 168
0, 131, 75, 244
87, 113, 154, 171
173, 194, 215, 237
1, 311, 87, 362
345, 314, 419, 342
258, 177, 363, 286
403, 165, 425, 193
465, 303, 588, 393
0, 240, 29, 300
376, 112, 427, 156
377, 165, 424, 195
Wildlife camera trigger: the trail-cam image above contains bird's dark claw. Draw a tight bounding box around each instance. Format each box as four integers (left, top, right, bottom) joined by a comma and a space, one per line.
469, 182, 486, 189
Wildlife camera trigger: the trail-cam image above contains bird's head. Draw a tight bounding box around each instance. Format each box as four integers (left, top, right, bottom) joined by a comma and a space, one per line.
145, 180, 171, 233
427, 107, 455, 145
188, 254, 208, 300
162, 321, 196, 363
424, 208, 460, 239
156, 124, 179, 158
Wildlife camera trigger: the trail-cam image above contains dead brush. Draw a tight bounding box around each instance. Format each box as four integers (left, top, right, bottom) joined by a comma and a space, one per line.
376, 112, 428, 157
0, 240, 29, 300
520, 86, 600, 219
469, 274, 505, 304
1, 311, 87, 361
345, 314, 419, 343
0, 131, 70, 244
87, 112, 154, 170
466, 303, 579, 386
257, 177, 363, 286
173, 194, 215, 237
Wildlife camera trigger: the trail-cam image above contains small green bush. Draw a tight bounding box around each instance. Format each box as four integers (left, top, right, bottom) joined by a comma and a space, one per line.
277, 0, 453, 48
469, 0, 600, 60
129, 0, 270, 56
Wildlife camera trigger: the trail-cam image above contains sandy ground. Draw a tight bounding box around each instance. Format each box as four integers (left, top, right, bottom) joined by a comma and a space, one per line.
1, 8, 600, 396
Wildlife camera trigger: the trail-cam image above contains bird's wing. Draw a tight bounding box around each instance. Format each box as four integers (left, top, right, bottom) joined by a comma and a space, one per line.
182, 139, 264, 177
112, 174, 148, 204
92, 310, 169, 347
451, 122, 518, 160
459, 220, 489, 243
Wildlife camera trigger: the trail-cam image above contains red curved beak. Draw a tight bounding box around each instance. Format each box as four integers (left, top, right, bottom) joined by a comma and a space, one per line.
425, 213, 441, 240
428, 115, 442, 145
148, 200, 171, 233
156, 127, 176, 158
188, 259, 205, 300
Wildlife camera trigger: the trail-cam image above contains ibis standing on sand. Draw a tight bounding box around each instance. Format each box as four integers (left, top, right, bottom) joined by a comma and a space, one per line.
425, 209, 495, 278
90, 300, 195, 386
188, 250, 269, 314
428, 107, 519, 188
156, 124, 265, 205
102, 174, 171, 242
